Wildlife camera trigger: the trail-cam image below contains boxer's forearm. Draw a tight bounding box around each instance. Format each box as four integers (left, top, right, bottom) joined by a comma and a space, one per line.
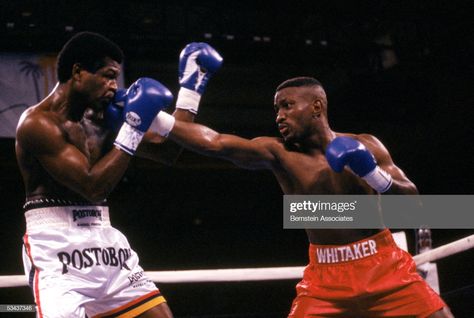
383, 178, 418, 194
136, 109, 196, 165
169, 120, 225, 156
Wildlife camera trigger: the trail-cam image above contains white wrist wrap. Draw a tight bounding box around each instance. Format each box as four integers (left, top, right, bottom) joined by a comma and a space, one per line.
114, 122, 144, 155
176, 87, 201, 114
150, 111, 176, 137
362, 166, 393, 193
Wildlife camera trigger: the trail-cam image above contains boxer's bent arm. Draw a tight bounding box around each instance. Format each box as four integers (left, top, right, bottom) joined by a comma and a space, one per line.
169, 120, 277, 169
136, 109, 195, 165
360, 134, 418, 194
17, 115, 131, 202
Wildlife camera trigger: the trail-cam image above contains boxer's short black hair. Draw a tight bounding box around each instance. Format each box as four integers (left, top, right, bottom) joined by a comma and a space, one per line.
276, 77, 323, 92
57, 31, 123, 83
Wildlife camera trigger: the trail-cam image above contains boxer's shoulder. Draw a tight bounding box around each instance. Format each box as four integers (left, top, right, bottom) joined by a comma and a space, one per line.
356, 133, 381, 146
19, 101, 65, 130
336, 132, 375, 143
251, 136, 282, 146
16, 107, 70, 155
354, 134, 391, 161
250, 136, 288, 155
335, 132, 384, 155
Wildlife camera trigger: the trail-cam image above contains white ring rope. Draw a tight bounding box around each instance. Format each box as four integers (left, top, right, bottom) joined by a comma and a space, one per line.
412, 234, 474, 266
1, 234, 472, 288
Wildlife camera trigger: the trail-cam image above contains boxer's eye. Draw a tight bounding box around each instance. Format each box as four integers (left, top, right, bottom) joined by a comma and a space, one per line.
105, 73, 116, 80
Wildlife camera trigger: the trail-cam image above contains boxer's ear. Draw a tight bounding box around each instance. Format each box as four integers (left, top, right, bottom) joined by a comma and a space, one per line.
312, 99, 322, 118
72, 63, 83, 81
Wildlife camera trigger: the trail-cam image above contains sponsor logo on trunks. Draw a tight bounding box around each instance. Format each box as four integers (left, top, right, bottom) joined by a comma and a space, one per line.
128, 270, 154, 288
316, 239, 378, 263
57, 247, 131, 274
72, 209, 102, 224
128, 270, 145, 284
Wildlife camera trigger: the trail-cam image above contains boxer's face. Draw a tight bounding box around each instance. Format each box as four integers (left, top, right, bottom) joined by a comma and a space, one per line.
74, 57, 121, 111
274, 86, 315, 142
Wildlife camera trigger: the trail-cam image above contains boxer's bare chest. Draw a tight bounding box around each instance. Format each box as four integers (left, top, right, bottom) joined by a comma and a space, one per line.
274, 147, 370, 195
274, 149, 381, 244
64, 116, 110, 165
274, 150, 341, 194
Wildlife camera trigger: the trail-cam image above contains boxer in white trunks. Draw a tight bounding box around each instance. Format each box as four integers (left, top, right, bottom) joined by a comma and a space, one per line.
16, 32, 222, 317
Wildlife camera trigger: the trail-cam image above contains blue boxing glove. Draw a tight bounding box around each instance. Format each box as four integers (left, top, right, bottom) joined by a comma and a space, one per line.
325, 136, 393, 193
176, 42, 223, 114
104, 89, 127, 131
114, 77, 173, 155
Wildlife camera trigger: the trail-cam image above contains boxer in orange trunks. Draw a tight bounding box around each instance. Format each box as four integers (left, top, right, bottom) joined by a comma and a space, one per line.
151, 76, 454, 317
290, 229, 446, 317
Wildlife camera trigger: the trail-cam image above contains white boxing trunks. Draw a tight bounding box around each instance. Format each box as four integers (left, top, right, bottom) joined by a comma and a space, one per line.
22, 199, 166, 318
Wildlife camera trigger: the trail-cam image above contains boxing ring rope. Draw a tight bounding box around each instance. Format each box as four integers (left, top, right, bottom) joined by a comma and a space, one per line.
1, 234, 472, 288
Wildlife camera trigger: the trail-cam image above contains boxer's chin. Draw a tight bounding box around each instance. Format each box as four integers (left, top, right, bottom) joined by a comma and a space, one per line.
91, 99, 109, 112
282, 132, 295, 144
283, 139, 294, 147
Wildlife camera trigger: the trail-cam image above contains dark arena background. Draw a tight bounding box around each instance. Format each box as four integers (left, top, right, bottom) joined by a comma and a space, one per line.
1, 1, 473, 317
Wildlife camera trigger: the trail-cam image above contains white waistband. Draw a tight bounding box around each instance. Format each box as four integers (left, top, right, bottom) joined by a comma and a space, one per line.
25, 206, 111, 231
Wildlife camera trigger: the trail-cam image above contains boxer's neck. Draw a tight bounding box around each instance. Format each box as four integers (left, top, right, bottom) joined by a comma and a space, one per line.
302, 117, 335, 150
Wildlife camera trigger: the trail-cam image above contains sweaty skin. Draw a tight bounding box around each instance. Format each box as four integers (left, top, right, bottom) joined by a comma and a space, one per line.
16, 57, 193, 318
167, 85, 418, 244
16, 60, 194, 204
162, 82, 454, 317
16, 59, 127, 203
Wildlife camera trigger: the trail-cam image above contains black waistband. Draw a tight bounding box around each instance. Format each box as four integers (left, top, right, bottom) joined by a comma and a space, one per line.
23, 198, 108, 211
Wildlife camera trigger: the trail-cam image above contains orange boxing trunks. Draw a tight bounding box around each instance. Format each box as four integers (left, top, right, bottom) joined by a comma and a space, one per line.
289, 229, 446, 317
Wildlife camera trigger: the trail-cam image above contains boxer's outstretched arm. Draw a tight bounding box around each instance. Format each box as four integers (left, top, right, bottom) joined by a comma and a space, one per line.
136, 109, 195, 165
168, 120, 278, 170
